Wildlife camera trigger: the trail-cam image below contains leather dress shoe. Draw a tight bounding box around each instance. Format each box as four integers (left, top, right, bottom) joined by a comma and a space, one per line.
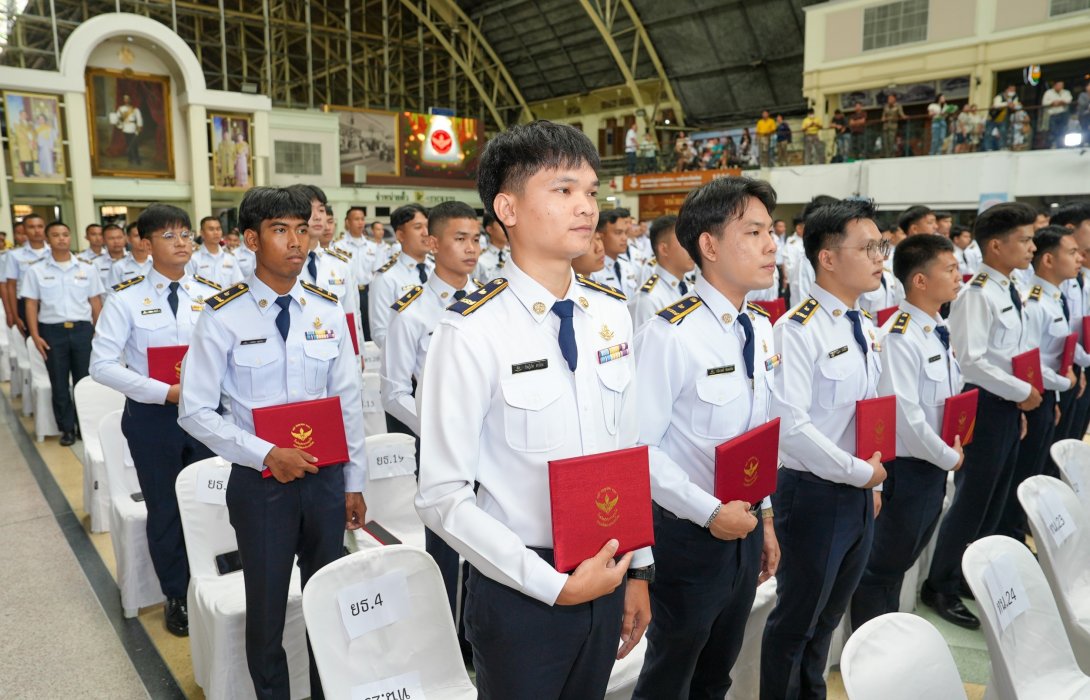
165, 597, 189, 637
921, 581, 980, 630
59, 431, 76, 447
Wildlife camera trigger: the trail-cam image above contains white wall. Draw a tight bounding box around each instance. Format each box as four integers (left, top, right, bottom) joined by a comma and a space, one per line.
267, 109, 340, 189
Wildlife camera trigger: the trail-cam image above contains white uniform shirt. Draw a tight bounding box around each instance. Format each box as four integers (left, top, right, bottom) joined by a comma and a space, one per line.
414, 261, 650, 605
333, 235, 380, 287
301, 248, 358, 316
186, 246, 244, 290
475, 244, 508, 283
630, 265, 688, 329
1024, 276, 1075, 392
878, 303, 962, 470
954, 245, 981, 277
90, 270, 222, 404
368, 253, 434, 348
794, 258, 815, 301
858, 269, 902, 317
380, 274, 479, 435
950, 264, 1032, 402
771, 284, 883, 487
783, 235, 805, 291
635, 277, 776, 525
592, 254, 639, 298
22, 256, 104, 322
108, 253, 154, 289
177, 275, 367, 490
1011, 266, 1035, 296
1062, 270, 1090, 369
232, 246, 256, 278
748, 266, 781, 303
5, 244, 50, 297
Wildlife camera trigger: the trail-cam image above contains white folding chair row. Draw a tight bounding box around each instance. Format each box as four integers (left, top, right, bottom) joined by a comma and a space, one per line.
8, 324, 25, 399
11, 328, 32, 413
354, 432, 424, 550
25, 336, 59, 441
0, 307, 11, 383
360, 372, 386, 438
74, 377, 126, 533
362, 340, 381, 373
1052, 439, 1090, 513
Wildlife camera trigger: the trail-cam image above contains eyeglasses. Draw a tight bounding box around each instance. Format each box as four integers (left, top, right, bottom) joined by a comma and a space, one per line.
831, 240, 891, 261
155, 229, 194, 242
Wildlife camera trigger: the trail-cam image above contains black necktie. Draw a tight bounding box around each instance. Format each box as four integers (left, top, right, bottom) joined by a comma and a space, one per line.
1078, 272, 1085, 290
880, 274, 888, 290
417, 263, 428, 284
845, 309, 868, 357
1062, 293, 1071, 322
498, 250, 505, 263
306, 252, 317, 282
679, 279, 688, 296
551, 300, 578, 371
737, 312, 755, 379
274, 295, 292, 342
935, 325, 951, 351
614, 260, 622, 284
1009, 284, 1022, 315
167, 281, 179, 317
453, 289, 467, 301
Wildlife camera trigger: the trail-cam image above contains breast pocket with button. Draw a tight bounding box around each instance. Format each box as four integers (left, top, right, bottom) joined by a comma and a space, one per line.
597, 361, 631, 435
921, 359, 950, 406
990, 307, 1021, 349
692, 373, 747, 440
36, 277, 63, 304
302, 340, 340, 395
816, 354, 864, 410
233, 343, 279, 400
500, 372, 567, 452
132, 308, 174, 351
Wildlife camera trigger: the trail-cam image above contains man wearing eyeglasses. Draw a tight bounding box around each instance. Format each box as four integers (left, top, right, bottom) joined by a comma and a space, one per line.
89, 204, 221, 637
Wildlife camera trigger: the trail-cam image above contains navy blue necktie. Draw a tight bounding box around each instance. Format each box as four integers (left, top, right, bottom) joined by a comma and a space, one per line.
274, 295, 292, 342
1078, 272, 1085, 290
737, 311, 755, 379
167, 281, 179, 317
453, 289, 467, 301
1009, 284, 1022, 315
880, 274, 888, 291
679, 279, 688, 296
1061, 293, 1071, 322
306, 252, 318, 282
498, 250, 505, 263
614, 260, 622, 284
935, 325, 951, 351
845, 309, 868, 357
551, 300, 578, 371
417, 262, 428, 284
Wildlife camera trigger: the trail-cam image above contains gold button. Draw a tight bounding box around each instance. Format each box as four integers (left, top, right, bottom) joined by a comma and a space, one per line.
833, 309, 843, 317
578, 296, 589, 308
258, 299, 268, 308
440, 292, 449, 299
533, 302, 546, 314
155, 283, 163, 289
722, 313, 732, 324
300, 297, 307, 306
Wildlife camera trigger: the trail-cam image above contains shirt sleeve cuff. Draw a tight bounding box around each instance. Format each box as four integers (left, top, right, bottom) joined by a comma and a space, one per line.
937, 445, 961, 471
527, 559, 570, 606
630, 546, 654, 568
848, 457, 876, 488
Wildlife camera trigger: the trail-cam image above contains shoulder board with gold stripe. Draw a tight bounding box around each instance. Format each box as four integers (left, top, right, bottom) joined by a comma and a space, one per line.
890, 311, 911, 334
640, 274, 659, 293
111, 275, 144, 293
392, 286, 423, 312
325, 247, 350, 263
970, 272, 988, 288
1028, 285, 1042, 301
206, 282, 248, 310
376, 252, 401, 274
448, 278, 508, 316
657, 296, 702, 325
192, 275, 223, 291
789, 297, 819, 324
576, 274, 626, 301
861, 309, 873, 320
746, 301, 770, 318
301, 280, 338, 303
473, 278, 484, 288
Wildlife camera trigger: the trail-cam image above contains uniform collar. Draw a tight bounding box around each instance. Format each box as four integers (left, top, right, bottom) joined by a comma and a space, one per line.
248, 274, 304, 315
810, 283, 860, 319
426, 273, 471, 302
603, 254, 618, 267
695, 276, 743, 331
899, 301, 944, 333
653, 264, 682, 289
147, 268, 195, 298
505, 258, 595, 324
1031, 275, 1063, 300
42, 253, 74, 271
200, 245, 224, 259
978, 263, 1013, 288
399, 252, 427, 270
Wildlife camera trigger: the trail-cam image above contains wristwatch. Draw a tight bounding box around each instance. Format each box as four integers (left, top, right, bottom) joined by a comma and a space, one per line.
628, 564, 656, 583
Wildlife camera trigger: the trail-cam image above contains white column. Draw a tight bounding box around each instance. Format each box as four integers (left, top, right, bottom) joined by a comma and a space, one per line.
63, 91, 97, 235
252, 109, 270, 187
187, 103, 211, 218
0, 131, 11, 235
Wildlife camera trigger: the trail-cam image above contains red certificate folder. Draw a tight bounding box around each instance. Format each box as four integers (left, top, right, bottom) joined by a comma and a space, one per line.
876, 306, 899, 327
346, 312, 360, 355
1012, 348, 1044, 394
253, 397, 349, 478
751, 299, 787, 325
856, 395, 896, 462
1083, 316, 1090, 348
147, 345, 188, 384
941, 389, 979, 447
714, 418, 780, 505
1061, 333, 1079, 376
548, 446, 654, 573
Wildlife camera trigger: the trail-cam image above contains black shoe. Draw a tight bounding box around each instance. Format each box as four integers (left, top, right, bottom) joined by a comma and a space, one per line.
921, 581, 980, 630
59, 431, 76, 447
165, 597, 189, 637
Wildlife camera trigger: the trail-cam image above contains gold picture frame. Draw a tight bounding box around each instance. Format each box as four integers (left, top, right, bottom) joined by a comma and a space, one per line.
210, 112, 253, 191
3, 90, 67, 184
86, 67, 174, 178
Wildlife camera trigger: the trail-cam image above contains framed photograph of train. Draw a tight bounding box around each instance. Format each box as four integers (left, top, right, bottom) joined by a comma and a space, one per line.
326, 105, 400, 182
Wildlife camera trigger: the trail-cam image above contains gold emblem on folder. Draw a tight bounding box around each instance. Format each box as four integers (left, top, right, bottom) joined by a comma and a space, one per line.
595, 487, 620, 528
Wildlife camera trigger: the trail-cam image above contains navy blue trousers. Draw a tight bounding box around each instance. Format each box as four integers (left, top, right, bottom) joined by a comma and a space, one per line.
998, 388, 1057, 540
38, 321, 92, 432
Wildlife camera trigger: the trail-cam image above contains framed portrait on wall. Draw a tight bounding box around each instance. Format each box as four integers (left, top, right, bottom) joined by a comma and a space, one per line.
324, 105, 400, 182
86, 67, 174, 178
3, 91, 67, 184
210, 113, 253, 190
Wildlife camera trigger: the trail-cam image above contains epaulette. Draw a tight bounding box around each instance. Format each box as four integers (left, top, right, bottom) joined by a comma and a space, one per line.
391, 286, 423, 313
746, 301, 770, 319
448, 278, 507, 316
206, 282, 248, 310
576, 274, 627, 301
1028, 285, 1042, 301
890, 311, 911, 334
473, 278, 484, 288
192, 275, 223, 291
640, 274, 659, 293
376, 252, 401, 274
970, 272, 988, 288
657, 296, 702, 325
647, 257, 657, 266
789, 298, 819, 324
861, 309, 873, 320
324, 247, 350, 264
111, 275, 144, 293
301, 280, 338, 303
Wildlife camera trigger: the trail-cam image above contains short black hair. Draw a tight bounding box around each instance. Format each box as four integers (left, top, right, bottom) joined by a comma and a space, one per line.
126, 222, 140, 236
293, 183, 328, 206
933, 210, 953, 222
428, 201, 478, 236
803, 198, 878, 268
801, 195, 838, 226
595, 210, 620, 233
102, 223, 123, 235
137, 204, 192, 239
477, 120, 599, 217
1051, 202, 1090, 229
346, 206, 367, 218
614, 207, 630, 218
482, 212, 497, 228
974, 202, 1038, 248
649, 215, 678, 253
44, 220, 68, 237
892, 233, 954, 286
325, 205, 334, 218
199, 216, 219, 230
898, 205, 933, 233
1032, 225, 1074, 266
237, 186, 311, 235
675, 176, 777, 270
85, 223, 102, 233
391, 204, 428, 231
949, 224, 972, 239
22, 213, 44, 224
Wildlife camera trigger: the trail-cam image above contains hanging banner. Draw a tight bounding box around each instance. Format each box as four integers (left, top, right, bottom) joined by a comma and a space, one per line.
617, 168, 742, 193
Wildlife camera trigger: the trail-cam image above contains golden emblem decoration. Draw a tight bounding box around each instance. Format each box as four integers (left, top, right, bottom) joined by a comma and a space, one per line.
143, 298, 151, 306
313, 317, 322, 329
533, 302, 547, 315
762, 340, 769, 353
578, 297, 589, 309
259, 299, 268, 308
600, 325, 614, 341
958, 411, 967, 429
595, 486, 620, 528
174, 361, 182, 379
300, 297, 307, 306
722, 313, 732, 324
290, 423, 315, 449
875, 420, 886, 437
833, 309, 843, 317
743, 456, 760, 488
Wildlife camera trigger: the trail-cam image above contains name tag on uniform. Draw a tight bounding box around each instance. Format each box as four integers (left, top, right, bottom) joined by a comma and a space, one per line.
1054, 317, 1065, 323
191, 304, 203, 312
512, 359, 548, 374
929, 354, 942, 363
240, 338, 267, 345
1001, 306, 1013, 313
707, 365, 735, 376
141, 309, 161, 316
828, 346, 849, 358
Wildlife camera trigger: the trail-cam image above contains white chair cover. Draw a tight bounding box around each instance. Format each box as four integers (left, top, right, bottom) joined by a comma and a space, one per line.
8, 324, 25, 399
73, 377, 126, 533
0, 309, 11, 383
361, 371, 386, 438
963, 535, 1090, 699
1019, 475, 1090, 675
363, 340, 382, 373
1052, 439, 1090, 513
840, 612, 966, 699
99, 409, 164, 616
301, 546, 476, 700
25, 336, 59, 440
357, 433, 424, 549
176, 459, 311, 699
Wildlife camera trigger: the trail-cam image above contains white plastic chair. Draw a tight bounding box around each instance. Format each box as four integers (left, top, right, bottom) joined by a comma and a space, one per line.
8, 324, 24, 399
25, 336, 59, 440
1052, 439, 1090, 512
355, 433, 424, 551
840, 612, 966, 699
363, 340, 381, 373
1019, 476, 1090, 675
963, 535, 1090, 699
99, 409, 165, 617
11, 331, 33, 415
301, 546, 476, 700
74, 377, 126, 532
360, 372, 386, 438
0, 308, 11, 383
176, 459, 312, 699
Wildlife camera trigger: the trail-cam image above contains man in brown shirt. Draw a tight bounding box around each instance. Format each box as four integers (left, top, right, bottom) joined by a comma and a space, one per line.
882, 94, 905, 158
849, 103, 868, 160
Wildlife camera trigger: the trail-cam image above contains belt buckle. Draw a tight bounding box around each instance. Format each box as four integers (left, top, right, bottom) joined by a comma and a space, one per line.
63, 322, 74, 329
